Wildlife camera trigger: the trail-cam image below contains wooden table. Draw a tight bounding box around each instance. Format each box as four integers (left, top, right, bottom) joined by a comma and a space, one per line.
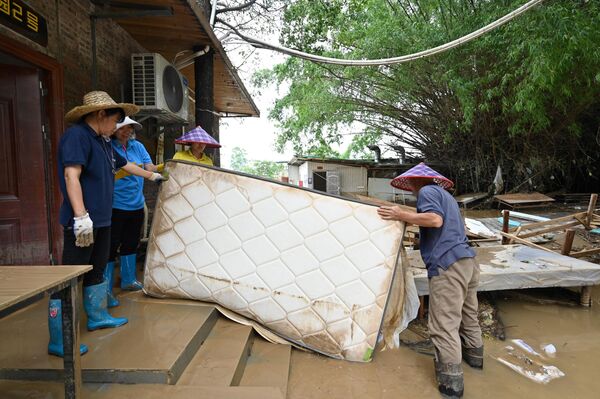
0, 265, 91, 399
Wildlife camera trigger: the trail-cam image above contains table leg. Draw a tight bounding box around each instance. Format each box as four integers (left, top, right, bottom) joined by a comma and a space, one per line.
61, 277, 82, 398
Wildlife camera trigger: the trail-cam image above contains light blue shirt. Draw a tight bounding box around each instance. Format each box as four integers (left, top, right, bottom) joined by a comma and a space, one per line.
111, 139, 152, 211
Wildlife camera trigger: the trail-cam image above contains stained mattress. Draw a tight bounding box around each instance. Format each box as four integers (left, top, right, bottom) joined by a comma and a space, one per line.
144, 161, 407, 361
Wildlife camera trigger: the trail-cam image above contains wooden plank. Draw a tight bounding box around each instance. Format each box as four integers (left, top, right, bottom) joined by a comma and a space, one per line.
62, 279, 82, 399
494, 192, 555, 205
570, 247, 600, 258
586, 194, 598, 228
515, 212, 587, 231
501, 210, 510, 245
0, 266, 91, 311
499, 232, 556, 253
517, 220, 580, 239
561, 229, 576, 256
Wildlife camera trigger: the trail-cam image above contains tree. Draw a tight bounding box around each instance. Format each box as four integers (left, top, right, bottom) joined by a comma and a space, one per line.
229, 146, 285, 179
253, 0, 600, 192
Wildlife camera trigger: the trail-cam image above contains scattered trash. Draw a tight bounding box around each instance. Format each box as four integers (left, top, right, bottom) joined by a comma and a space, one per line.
495, 339, 565, 384
497, 217, 521, 228
465, 218, 497, 238
542, 344, 556, 357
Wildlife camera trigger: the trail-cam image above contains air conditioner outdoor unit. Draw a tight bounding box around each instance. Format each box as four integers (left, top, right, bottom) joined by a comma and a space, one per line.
131, 53, 189, 124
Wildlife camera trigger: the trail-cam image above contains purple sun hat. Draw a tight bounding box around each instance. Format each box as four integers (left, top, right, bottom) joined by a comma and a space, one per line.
390, 162, 454, 191
175, 125, 221, 148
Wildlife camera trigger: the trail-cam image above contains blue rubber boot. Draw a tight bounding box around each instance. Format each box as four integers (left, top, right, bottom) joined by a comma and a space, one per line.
103, 261, 120, 308
48, 299, 89, 357
120, 254, 143, 291
83, 282, 128, 331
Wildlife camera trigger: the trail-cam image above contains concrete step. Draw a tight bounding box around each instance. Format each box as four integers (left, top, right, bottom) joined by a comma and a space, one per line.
177, 318, 253, 386
0, 294, 218, 384
0, 380, 285, 399
239, 337, 292, 398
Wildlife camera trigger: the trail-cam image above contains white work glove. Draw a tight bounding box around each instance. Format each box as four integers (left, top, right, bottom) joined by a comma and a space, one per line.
149, 172, 168, 182
73, 213, 94, 247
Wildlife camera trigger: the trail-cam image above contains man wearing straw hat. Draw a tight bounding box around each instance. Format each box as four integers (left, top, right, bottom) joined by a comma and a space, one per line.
47, 91, 166, 358
378, 163, 482, 399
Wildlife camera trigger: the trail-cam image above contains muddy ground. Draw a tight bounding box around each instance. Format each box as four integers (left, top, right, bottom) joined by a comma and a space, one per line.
288, 286, 600, 398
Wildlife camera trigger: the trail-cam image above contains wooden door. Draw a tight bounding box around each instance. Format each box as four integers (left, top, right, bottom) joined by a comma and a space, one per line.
0, 65, 50, 264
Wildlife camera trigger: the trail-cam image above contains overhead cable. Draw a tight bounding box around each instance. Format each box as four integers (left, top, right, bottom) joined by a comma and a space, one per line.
227, 0, 544, 66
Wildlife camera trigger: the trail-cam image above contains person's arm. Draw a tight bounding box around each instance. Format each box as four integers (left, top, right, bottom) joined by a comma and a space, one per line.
122, 162, 155, 179
377, 206, 443, 228
64, 165, 86, 217
143, 163, 159, 172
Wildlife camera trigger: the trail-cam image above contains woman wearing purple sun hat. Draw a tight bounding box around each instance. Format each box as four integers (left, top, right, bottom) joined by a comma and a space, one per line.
173, 125, 221, 166
377, 162, 482, 399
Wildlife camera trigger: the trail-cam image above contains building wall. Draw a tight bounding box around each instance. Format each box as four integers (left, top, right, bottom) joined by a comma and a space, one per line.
0, 0, 146, 112
303, 162, 368, 194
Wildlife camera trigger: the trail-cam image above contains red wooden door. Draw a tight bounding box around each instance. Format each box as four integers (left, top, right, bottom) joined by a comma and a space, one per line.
0, 65, 50, 265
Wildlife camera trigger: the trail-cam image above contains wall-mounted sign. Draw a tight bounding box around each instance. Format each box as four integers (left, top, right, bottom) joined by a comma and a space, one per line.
0, 0, 48, 46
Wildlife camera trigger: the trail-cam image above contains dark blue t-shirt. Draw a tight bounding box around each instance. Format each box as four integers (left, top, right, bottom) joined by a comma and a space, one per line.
58, 123, 127, 228
417, 184, 475, 277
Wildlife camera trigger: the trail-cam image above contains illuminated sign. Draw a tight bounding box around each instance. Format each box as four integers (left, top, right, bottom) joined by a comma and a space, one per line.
0, 0, 48, 46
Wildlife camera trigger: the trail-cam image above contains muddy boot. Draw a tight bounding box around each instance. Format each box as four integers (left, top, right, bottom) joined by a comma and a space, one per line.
83, 282, 128, 331
120, 254, 142, 291
462, 345, 484, 369
48, 299, 89, 357
434, 359, 464, 398
103, 261, 119, 308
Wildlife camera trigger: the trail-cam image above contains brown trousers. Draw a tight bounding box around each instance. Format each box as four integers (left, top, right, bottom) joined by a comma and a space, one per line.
428, 257, 483, 365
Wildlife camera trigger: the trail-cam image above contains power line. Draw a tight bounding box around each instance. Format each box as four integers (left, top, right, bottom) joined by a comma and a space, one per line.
226, 0, 544, 66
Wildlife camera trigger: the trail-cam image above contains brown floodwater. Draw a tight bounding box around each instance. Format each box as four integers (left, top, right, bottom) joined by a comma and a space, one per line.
288, 287, 600, 399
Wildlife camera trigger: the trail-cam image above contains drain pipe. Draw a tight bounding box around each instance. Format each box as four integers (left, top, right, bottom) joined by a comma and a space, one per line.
174, 45, 211, 70
367, 145, 381, 163
210, 0, 217, 26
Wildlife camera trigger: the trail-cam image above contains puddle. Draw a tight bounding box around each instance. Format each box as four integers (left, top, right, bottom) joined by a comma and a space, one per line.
288, 286, 600, 398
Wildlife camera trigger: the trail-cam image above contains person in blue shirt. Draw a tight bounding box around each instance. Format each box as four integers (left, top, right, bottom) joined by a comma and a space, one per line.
104, 117, 162, 307
48, 91, 166, 358
378, 163, 482, 399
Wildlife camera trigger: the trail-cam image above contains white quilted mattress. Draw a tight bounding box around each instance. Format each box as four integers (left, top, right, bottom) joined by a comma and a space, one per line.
144, 161, 406, 361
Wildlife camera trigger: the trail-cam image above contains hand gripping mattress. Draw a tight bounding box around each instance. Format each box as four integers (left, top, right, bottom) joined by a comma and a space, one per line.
144, 161, 406, 362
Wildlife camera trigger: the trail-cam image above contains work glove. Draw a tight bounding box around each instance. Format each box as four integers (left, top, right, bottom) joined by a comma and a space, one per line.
149, 172, 169, 182
73, 213, 94, 247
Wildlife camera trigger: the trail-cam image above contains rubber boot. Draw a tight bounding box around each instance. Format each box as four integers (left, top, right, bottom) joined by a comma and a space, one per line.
120, 253, 142, 291
83, 282, 128, 331
462, 345, 484, 369
434, 359, 464, 398
103, 261, 120, 308
48, 299, 89, 357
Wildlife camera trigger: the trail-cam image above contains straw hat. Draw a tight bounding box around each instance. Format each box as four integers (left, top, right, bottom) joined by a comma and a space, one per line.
390, 162, 454, 191
65, 91, 139, 123
115, 116, 142, 131
175, 126, 221, 148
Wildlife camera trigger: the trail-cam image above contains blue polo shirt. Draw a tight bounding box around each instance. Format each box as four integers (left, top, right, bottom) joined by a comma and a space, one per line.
111, 139, 152, 211
417, 184, 475, 277
58, 123, 127, 228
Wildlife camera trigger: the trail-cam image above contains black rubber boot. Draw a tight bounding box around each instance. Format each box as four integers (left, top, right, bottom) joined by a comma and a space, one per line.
462, 345, 484, 369
434, 359, 464, 398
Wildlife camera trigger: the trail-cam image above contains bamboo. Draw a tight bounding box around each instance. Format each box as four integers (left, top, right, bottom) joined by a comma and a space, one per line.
581, 286, 592, 307
561, 229, 575, 256
509, 226, 522, 244
499, 232, 556, 253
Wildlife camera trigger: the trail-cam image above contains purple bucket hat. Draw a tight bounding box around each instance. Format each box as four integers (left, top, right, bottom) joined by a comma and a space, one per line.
390, 162, 453, 191
175, 126, 221, 148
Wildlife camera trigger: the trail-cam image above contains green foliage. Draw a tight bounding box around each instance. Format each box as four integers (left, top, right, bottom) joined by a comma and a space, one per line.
229, 147, 286, 179
259, 0, 600, 192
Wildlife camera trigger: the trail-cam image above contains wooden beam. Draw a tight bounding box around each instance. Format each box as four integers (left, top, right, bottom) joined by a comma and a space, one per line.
586, 194, 598, 228
501, 210, 510, 245
499, 232, 556, 254
570, 247, 600, 258
515, 212, 587, 231
517, 220, 581, 239
561, 229, 576, 256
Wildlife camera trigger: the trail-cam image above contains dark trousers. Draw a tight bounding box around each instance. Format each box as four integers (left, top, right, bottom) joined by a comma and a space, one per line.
109, 208, 144, 261
51, 226, 111, 299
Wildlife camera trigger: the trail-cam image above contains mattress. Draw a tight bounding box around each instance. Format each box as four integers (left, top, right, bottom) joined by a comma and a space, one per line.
144, 161, 407, 361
